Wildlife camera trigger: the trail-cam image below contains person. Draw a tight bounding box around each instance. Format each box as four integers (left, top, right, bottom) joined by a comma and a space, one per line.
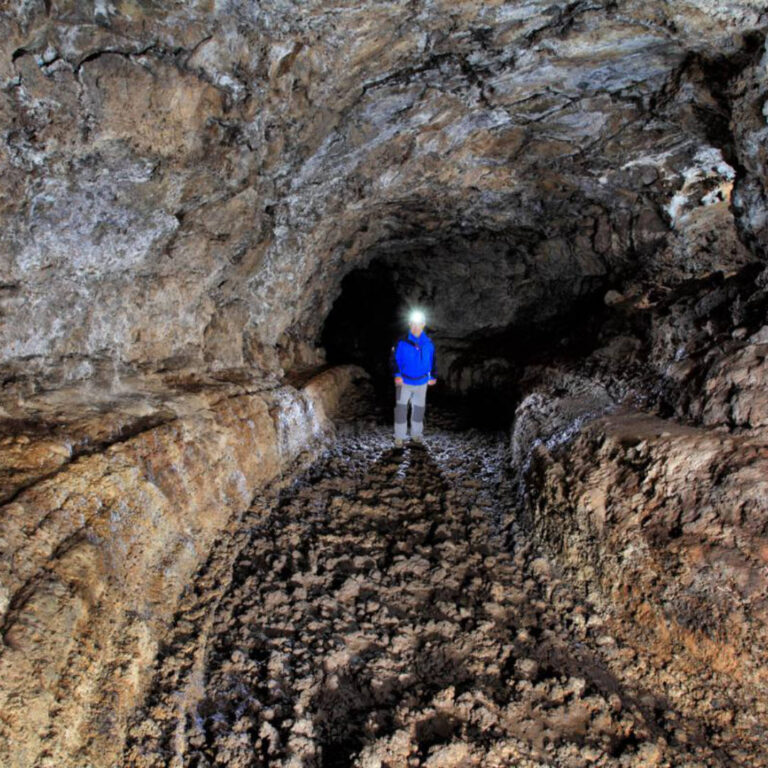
389, 309, 437, 447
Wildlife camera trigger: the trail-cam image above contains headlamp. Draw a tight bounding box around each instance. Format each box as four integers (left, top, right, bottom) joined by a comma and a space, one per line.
409, 309, 426, 325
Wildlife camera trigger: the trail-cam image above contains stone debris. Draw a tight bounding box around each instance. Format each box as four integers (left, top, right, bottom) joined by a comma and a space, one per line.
122, 406, 764, 767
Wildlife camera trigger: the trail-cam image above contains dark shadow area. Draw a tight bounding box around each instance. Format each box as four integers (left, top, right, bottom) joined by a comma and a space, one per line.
321, 260, 406, 385
320, 249, 631, 431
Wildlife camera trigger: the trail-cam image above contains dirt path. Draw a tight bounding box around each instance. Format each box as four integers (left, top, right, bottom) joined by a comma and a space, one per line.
123, 410, 744, 768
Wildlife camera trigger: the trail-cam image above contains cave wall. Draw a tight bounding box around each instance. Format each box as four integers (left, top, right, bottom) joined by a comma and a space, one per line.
506, 258, 768, 747
521, 406, 768, 751
0, 364, 367, 767
1, 2, 768, 765
1, 1, 766, 392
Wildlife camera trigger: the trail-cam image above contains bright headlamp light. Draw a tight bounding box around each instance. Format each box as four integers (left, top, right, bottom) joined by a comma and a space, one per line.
409, 309, 426, 325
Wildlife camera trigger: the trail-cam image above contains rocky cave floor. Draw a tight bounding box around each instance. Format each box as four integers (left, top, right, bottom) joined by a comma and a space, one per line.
122, 401, 765, 768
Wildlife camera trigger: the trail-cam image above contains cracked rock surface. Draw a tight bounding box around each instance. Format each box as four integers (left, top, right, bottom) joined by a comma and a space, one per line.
1, 1, 766, 388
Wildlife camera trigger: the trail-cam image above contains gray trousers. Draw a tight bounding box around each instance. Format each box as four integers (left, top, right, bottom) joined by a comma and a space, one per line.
394, 382, 428, 439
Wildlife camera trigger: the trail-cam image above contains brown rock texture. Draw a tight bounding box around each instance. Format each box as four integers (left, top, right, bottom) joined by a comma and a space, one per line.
1, 1, 766, 390
120, 410, 766, 767
1, 0, 768, 765
0, 365, 368, 768
521, 408, 768, 764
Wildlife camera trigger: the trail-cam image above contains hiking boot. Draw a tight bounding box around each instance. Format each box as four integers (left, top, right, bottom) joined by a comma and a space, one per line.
411, 435, 426, 447
394, 437, 404, 448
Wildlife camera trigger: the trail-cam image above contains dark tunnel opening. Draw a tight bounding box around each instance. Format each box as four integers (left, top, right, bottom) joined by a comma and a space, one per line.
320, 248, 627, 430
321, 260, 405, 387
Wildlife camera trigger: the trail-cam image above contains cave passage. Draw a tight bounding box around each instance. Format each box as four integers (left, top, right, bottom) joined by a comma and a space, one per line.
3, 3, 768, 766
320, 243, 622, 429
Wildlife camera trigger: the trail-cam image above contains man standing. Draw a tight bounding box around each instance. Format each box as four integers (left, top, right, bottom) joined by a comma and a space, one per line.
389, 309, 437, 447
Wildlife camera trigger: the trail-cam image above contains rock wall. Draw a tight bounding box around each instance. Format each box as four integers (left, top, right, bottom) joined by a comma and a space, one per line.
510, 259, 768, 757
1, 2, 766, 391
521, 409, 768, 752
0, 364, 367, 768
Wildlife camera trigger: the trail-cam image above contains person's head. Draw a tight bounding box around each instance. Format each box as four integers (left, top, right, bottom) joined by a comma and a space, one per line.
408, 309, 426, 336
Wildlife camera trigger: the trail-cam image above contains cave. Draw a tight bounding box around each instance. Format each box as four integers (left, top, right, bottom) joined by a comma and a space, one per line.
320, 231, 619, 427
1, 2, 768, 767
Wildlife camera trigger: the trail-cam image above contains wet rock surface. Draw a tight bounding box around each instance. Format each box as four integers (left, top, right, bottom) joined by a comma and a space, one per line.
123, 406, 765, 767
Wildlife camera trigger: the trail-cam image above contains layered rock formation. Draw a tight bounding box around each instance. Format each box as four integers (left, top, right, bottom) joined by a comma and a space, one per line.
0, 365, 368, 766
1, 0, 768, 765
508, 259, 768, 765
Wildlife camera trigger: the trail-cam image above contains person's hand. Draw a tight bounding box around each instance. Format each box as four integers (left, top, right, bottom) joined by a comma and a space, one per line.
394, 376, 403, 385
428, 378, 437, 386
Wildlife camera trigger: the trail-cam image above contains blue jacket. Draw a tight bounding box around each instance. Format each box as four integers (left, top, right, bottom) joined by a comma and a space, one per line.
389, 331, 437, 385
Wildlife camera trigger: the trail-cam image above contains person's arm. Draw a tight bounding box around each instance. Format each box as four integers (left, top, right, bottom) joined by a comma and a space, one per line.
428, 344, 437, 384
390, 341, 403, 383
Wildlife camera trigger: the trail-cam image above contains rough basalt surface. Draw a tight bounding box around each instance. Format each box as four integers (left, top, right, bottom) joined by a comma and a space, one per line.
523, 410, 768, 748
2, 1, 768, 766
1, 1, 767, 389
0, 364, 367, 768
